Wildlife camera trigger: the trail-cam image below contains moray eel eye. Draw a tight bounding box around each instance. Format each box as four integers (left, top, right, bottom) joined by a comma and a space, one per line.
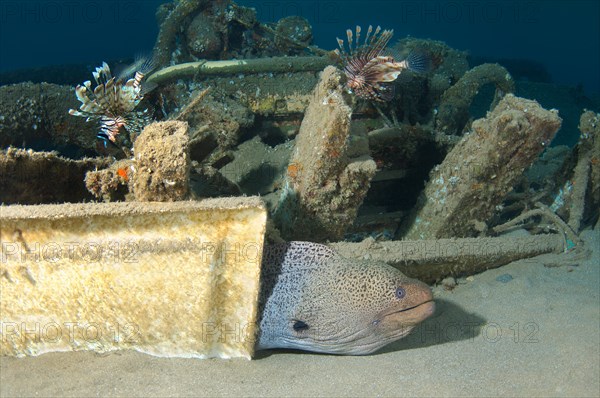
395, 287, 406, 299
293, 320, 309, 332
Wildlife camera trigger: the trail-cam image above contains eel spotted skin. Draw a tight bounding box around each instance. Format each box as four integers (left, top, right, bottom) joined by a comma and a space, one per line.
257, 241, 435, 355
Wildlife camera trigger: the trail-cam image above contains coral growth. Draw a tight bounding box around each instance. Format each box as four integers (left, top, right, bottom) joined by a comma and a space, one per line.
330, 234, 565, 284
151, 0, 321, 67
403, 94, 562, 239
3, 0, 597, 254
274, 66, 377, 241
274, 16, 313, 54
132, 121, 191, 202
84, 159, 134, 202
571, 110, 600, 228
0, 147, 111, 204
435, 63, 515, 134
152, 0, 210, 67
186, 13, 223, 58
0, 82, 97, 154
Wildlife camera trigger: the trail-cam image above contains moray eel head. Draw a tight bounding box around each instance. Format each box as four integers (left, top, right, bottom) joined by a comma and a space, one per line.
258, 242, 435, 355
373, 276, 435, 343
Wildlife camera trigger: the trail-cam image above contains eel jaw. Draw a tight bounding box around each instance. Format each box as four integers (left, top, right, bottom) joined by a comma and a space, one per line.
378, 299, 436, 332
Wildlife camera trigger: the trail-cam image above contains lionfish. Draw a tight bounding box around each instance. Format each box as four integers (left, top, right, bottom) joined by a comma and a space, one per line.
335, 25, 428, 102
69, 58, 155, 144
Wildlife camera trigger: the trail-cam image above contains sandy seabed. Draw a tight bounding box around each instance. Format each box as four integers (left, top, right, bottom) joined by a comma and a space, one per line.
2, 230, 599, 397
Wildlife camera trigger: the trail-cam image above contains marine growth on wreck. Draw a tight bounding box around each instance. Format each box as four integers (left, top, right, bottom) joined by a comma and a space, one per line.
0, 0, 599, 364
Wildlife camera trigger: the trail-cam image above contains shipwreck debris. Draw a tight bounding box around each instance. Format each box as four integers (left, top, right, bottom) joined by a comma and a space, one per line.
132, 121, 191, 202
0, 82, 97, 154
330, 234, 568, 284
0, 198, 267, 358
274, 66, 377, 241
84, 159, 134, 202
152, 0, 211, 67
573, 110, 600, 229
186, 12, 223, 59
274, 16, 313, 54
1, 0, 596, 292
146, 56, 333, 85
0, 148, 111, 204
403, 94, 562, 240
435, 63, 515, 135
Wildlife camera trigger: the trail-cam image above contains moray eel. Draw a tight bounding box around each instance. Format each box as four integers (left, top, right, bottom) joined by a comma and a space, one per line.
257, 241, 435, 355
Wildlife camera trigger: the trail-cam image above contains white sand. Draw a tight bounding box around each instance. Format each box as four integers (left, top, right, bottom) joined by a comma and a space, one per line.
2, 229, 598, 397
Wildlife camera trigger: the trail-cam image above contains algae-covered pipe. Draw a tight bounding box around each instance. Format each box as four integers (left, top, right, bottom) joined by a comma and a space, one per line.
330, 234, 566, 284
146, 56, 334, 85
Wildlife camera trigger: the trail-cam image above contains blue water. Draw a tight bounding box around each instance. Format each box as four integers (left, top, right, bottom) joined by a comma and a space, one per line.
0, 0, 598, 96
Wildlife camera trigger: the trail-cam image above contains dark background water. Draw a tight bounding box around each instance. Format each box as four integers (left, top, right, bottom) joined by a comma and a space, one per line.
0, 0, 598, 96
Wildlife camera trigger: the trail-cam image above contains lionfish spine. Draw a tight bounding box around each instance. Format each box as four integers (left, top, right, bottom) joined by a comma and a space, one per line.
346, 29, 353, 53
364, 25, 373, 47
